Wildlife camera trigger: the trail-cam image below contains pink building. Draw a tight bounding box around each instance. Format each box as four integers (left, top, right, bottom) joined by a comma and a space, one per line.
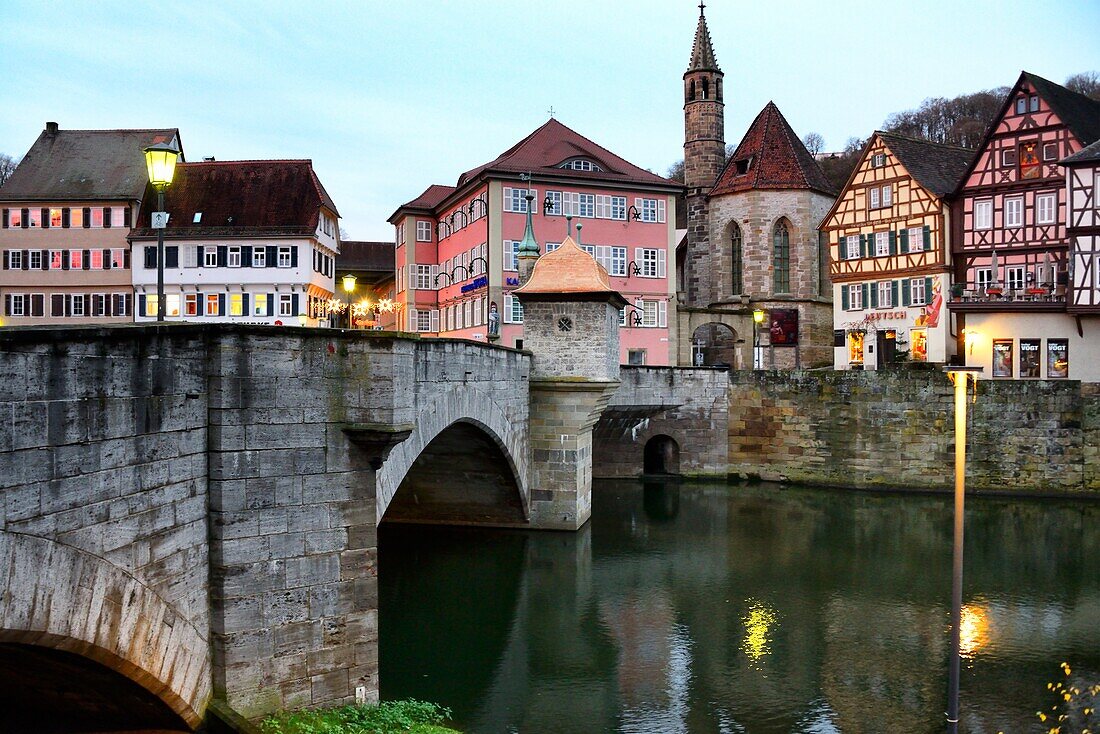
387, 119, 681, 365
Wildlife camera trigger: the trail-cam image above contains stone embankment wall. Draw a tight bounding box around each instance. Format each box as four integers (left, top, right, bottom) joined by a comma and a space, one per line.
594, 366, 729, 478
728, 370, 1100, 492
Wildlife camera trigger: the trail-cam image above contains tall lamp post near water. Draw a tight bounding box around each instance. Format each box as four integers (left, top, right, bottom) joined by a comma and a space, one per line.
943, 365, 982, 734
341, 274, 357, 329
143, 140, 181, 321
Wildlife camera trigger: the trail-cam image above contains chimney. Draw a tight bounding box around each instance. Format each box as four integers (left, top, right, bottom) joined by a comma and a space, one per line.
203, 156, 215, 162
45, 122, 59, 134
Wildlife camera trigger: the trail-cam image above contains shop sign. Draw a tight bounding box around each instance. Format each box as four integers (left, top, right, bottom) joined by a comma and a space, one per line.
461, 276, 488, 294
505, 277, 520, 286
1047, 339, 1069, 378
864, 310, 907, 321
1019, 339, 1041, 378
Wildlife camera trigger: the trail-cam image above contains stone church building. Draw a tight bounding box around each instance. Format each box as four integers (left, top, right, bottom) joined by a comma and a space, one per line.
678, 6, 835, 369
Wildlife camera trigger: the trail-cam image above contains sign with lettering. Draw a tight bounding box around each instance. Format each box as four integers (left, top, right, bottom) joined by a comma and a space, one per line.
993, 339, 1013, 378
1019, 339, 1041, 378
461, 276, 488, 294
1047, 339, 1069, 378
506, 277, 520, 286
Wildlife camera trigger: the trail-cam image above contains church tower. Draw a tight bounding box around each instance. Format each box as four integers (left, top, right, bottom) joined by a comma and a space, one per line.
683, 3, 724, 306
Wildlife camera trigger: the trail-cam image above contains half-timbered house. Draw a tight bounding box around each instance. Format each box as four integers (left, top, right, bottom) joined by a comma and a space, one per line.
822, 132, 972, 369
949, 72, 1100, 380
1063, 138, 1100, 333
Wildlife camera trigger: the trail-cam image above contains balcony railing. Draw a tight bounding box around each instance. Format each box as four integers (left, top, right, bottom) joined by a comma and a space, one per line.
948, 282, 1065, 305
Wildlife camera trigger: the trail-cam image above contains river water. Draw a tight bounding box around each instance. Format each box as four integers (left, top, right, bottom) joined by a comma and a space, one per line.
379, 480, 1100, 733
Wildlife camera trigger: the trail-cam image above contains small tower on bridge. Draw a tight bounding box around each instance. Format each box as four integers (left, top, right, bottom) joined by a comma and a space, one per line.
514, 235, 627, 529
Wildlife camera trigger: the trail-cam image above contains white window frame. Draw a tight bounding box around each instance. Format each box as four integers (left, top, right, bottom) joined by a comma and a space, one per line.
28, 250, 42, 269
278, 294, 293, 316
1005, 197, 1024, 228
877, 281, 893, 308
416, 310, 432, 332
204, 246, 218, 267
545, 191, 562, 216
908, 227, 924, 252
636, 247, 666, 278
846, 235, 860, 259
637, 198, 666, 223
881, 185, 892, 207
1043, 142, 1058, 161
977, 268, 993, 288
185, 293, 199, 316
503, 240, 519, 271
611, 196, 626, 221
910, 278, 927, 306
1006, 265, 1025, 290
252, 247, 265, 267
229, 293, 244, 317
277, 247, 293, 268
10, 294, 25, 316
414, 264, 434, 290
206, 294, 220, 316
416, 220, 432, 242
227, 246, 242, 268
577, 193, 595, 218
504, 187, 535, 213
165, 293, 180, 317
848, 284, 863, 311
70, 294, 84, 316
874, 231, 889, 257
974, 200, 993, 230
1036, 193, 1056, 224
504, 294, 523, 323
869, 187, 880, 209
251, 293, 266, 316
49, 250, 63, 269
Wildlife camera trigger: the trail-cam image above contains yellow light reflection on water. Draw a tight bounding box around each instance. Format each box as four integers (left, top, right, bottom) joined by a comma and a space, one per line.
960, 603, 989, 658
741, 599, 778, 665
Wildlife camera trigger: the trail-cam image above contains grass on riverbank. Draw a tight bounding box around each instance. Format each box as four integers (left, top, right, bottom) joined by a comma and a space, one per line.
259, 699, 460, 734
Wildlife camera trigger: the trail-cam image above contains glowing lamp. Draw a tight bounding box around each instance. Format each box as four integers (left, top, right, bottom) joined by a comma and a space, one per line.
143, 140, 180, 189
342, 274, 357, 294
753, 308, 765, 324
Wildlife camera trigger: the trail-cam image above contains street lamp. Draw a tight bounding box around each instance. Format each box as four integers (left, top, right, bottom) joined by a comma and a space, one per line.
143, 140, 181, 322
943, 365, 982, 734
752, 308, 765, 369
341, 274, 357, 329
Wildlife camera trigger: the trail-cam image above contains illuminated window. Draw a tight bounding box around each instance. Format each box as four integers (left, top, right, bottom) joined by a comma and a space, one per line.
253, 293, 267, 316
144, 294, 158, 317
166, 294, 180, 317
50, 250, 63, 269
50, 208, 62, 228
90, 208, 103, 227
206, 294, 220, 316
1019, 142, 1041, 180
9, 209, 22, 227
89, 249, 103, 269
185, 294, 198, 316
229, 293, 244, 316
69, 250, 83, 269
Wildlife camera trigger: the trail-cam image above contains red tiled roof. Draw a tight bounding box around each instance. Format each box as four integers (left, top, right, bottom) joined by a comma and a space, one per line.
400, 184, 456, 212
514, 235, 627, 306
130, 159, 336, 238
711, 102, 835, 197
456, 118, 677, 189
0, 125, 182, 202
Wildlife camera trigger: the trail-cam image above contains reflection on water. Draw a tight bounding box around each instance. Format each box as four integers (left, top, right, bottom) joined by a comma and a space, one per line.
379, 481, 1100, 733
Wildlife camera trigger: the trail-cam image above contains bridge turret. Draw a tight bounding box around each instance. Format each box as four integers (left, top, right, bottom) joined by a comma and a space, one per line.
514, 234, 626, 528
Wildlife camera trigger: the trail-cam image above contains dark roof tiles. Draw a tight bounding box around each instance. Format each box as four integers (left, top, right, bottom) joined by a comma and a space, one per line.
338, 241, 395, 272
877, 132, 974, 197
711, 102, 835, 197
686, 8, 720, 73
1023, 72, 1100, 147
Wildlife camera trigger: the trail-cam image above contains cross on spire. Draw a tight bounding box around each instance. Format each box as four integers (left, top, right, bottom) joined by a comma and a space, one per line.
547, 105, 556, 118
699, 1, 705, 14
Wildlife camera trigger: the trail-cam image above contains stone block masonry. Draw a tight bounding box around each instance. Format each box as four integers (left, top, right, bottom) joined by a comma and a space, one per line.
729, 370, 1098, 493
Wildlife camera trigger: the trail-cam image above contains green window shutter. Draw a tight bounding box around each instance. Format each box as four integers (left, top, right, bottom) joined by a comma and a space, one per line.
891, 280, 899, 306
902, 279, 911, 306
838, 236, 846, 260
925, 277, 934, 300
900, 228, 909, 254
870, 281, 879, 308
842, 285, 850, 310
863, 283, 870, 308
889, 231, 897, 256
859, 234, 867, 258
923, 225, 931, 251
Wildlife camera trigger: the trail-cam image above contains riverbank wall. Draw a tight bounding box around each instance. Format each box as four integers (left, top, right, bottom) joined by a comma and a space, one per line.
728, 370, 1100, 493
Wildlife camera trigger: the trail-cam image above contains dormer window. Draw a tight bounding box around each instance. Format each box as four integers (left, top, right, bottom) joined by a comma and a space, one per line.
871, 154, 886, 168
560, 159, 602, 172
193, 212, 202, 223
734, 157, 752, 175
1015, 96, 1027, 114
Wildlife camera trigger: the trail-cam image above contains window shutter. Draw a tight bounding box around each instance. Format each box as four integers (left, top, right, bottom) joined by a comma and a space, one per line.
20, 208, 28, 228
99, 248, 109, 269
658, 300, 667, 328
923, 225, 931, 251
103, 208, 112, 228
145, 246, 157, 269
291, 294, 299, 316
217, 293, 225, 316
431, 264, 439, 289
62, 208, 71, 228
266, 246, 277, 267
925, 277, 934, 300
21, 250, 29, 270
41, 208, 50, 229
859, 234, 867, 258
123, 207, 131, 227
658, 249, 667, 278
2, 295, 9, 316
430, 309, 439, 332
62, 251, 69, 270
409, 308, 418, 331
242, 293, 250, 315
124, 250, 131, 269
890, 280, 898, 306
291, 248, 298, 267
166, 246, 179, 268
888, 231, 897, 256
658, 199, 666, 223
901, 280, 911, 306
862, 283, 870, 309
84, 293, 93, 317
41, 250, 48, 270
242, 245, 252, 266
900, 228, 909, 253
82, 207, 90, 228
267, 294, 274, 317
837, 237, 846, 261
32, 294, 44, 317
841, 286, 850, 310
63, 294, 71, 317
1, 209, 7, 228
217, 246, 228, 267
138, 294, 147, 317
1, 251, 7, 269
51, 294, 64, 316
82, 250, 90, 270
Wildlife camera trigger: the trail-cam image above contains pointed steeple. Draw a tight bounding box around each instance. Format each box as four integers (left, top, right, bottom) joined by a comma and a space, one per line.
517, 193, 539, 258
687, 3, 720, 73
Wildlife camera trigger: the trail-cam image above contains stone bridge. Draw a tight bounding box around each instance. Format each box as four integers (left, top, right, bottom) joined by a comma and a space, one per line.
0, 323, 727, 731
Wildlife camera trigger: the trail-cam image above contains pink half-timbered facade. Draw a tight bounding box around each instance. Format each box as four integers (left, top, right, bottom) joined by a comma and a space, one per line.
388, 119, 681, 365
1064, 139, 1100, 313
949, 72, 1100, 381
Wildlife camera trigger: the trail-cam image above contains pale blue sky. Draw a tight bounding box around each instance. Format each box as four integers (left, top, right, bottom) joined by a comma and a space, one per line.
2, 1, 1097, 240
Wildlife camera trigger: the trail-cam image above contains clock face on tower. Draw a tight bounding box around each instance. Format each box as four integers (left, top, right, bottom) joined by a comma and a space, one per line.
557, 316, 573, 333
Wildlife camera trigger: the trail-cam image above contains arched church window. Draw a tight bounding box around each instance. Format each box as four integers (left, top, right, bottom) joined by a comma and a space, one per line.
773, 220, 791, 293
688, 79, 696, 102
730, 222, 743, 295
716, 78, 722, 101
702, 78, 709, 100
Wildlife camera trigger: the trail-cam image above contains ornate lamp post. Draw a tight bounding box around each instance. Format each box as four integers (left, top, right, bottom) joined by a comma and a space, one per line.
943, 365, 982, 734
341, 274, 357, 329
143, 140, 181, 322
752, 308, 766, 369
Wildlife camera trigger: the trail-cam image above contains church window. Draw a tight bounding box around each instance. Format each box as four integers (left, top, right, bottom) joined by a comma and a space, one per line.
688, 79, 696, 101
773, 220, 791, 293
730, 223, 743, 294
701, 78, 709, 99
716, 78, 722, 101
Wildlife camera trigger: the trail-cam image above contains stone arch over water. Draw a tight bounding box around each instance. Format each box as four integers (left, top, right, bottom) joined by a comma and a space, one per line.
0, 533, 210, 730
691, 321, 739, 368
376, 385, 529, 525
643, 434, 681, 475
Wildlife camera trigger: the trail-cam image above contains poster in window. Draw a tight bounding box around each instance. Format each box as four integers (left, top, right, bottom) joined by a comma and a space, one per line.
769, 309, 799, 345
1019, 142, 1041, 180
992, 339, 1013, 378
910, 328, 927, 362
847, 330, 865, 365
1019, 339, 1041, 378
1047, 339, 1069, 378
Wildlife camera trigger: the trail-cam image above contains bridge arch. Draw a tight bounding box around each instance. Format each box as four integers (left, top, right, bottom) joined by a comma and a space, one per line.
376, 384, 529, 524
0, 533, 211, 730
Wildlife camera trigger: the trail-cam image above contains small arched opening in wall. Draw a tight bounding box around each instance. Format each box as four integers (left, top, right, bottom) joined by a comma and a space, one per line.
643, 434, 681, 476
691, 322, 739, 368
382, 420, 527, 527
0, 641, 193, 733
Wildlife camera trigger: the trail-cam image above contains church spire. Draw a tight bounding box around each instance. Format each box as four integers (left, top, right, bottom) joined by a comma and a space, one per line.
687, 2, 720, 73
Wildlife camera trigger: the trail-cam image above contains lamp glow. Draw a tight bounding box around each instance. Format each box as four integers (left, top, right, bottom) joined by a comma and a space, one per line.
342, 274, 357, 294
143, 140, 180, 189
753, 308, 765, 324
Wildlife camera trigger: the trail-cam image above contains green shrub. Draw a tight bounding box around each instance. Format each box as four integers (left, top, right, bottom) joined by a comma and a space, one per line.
260, 699, 458, 734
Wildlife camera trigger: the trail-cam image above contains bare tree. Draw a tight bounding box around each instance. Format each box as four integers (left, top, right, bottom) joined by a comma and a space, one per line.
802, 132, 825, 157
817, 137, 865, 192
666, 159, 685, 183
0, 154, 18, 187
1066, 71, 1100, 100
339, 227, 350, 241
